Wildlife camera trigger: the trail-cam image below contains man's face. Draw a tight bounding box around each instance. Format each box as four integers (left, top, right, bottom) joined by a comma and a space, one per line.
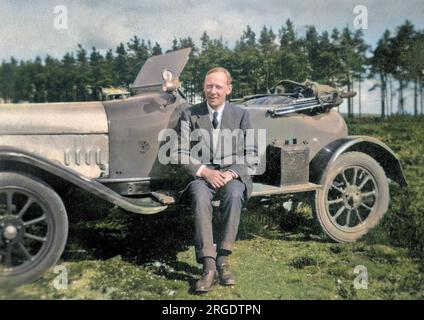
203, 71, 232, 109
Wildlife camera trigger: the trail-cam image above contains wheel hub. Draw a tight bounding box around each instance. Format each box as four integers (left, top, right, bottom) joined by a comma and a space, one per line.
343, 185, 362, 209
1, 217, 24, 244
3, 225, 18, 240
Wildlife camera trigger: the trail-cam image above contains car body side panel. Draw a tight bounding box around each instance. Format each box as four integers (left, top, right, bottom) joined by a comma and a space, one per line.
247, 107, 349, 160
103, 93, 186, 180
0, 101, 108, 134
0, 101, 109, 179
0, 134, 108, 178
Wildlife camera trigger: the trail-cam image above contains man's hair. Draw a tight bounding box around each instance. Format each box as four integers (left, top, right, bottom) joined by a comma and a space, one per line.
205, 67, 232, 85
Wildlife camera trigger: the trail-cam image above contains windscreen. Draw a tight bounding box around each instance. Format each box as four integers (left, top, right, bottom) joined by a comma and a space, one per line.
131, 48, 191, 90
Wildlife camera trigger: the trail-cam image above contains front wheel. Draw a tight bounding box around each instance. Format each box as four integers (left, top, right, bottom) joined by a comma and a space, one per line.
0, 172, 68, 287
314, 152, 389, 242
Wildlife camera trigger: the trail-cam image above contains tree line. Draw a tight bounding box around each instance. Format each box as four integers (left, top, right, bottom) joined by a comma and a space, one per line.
0, 19, 423, 118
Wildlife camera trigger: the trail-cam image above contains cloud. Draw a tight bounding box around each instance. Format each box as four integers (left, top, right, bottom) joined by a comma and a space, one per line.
1, 0, 423, 61
0, 0, 421, 114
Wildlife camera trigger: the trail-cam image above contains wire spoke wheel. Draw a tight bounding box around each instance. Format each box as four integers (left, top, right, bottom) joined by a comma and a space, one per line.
326, 166, 378, 230
0, 189, 49, 272
314, 152, 389, 242
0, 172, 68, 287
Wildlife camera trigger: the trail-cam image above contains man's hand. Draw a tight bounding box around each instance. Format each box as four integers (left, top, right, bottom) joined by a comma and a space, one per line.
221, 171, 235, 184
201, 167, 227, 189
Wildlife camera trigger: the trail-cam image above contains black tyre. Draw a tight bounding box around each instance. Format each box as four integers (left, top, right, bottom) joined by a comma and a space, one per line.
314, 152, 389, 242
0, 172, 68, 287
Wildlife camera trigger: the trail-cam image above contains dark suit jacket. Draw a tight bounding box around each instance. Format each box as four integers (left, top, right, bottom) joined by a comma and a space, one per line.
176, 101, 257, 198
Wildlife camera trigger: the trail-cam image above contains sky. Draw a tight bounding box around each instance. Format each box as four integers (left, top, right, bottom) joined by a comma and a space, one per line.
1, 0, 423, 113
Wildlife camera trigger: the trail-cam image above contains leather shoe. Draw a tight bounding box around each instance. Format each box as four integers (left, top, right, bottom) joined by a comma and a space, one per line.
217, 264, 236, 286
195, 270, 218, 293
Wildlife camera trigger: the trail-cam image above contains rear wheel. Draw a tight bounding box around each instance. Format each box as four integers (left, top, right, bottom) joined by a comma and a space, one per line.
0, 172, 68, 287
314, 152, 389, 242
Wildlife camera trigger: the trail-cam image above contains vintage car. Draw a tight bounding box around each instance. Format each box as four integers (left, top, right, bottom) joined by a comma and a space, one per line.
0, 48, 406, 286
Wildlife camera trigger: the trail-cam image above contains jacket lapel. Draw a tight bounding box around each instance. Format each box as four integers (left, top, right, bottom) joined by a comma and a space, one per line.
215, 102, 236, 159
193, 102, 213, 153
220, 102, 234, 130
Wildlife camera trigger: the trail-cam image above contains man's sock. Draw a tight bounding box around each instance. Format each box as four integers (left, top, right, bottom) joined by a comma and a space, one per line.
202, 257, 216, 272
216, 249, 231, 268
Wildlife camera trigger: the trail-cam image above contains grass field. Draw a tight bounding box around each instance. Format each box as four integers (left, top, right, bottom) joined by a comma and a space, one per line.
1, 115, 423, 300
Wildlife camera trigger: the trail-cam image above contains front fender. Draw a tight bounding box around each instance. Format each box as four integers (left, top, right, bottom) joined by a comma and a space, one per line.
310, 136, 407, 187
0, 146, 167, 214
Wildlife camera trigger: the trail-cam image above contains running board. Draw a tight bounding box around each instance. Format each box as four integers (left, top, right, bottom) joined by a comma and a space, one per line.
149, 183, 322, 204
151, 192, 177, 205
251, 182, 322, 197
129, 183, 321, 208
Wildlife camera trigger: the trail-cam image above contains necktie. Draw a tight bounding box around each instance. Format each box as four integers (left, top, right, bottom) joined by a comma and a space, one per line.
212, 111, 219, 129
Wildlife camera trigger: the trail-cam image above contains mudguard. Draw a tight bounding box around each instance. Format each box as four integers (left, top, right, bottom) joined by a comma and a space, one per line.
0, 146, 167, 214
310, 136, 407, 187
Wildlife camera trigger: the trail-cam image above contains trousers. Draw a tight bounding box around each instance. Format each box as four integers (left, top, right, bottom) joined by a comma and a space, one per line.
187, 178, 246, 262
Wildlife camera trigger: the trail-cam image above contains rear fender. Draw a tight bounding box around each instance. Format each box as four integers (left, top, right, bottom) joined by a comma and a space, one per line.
310, 136, 407, 187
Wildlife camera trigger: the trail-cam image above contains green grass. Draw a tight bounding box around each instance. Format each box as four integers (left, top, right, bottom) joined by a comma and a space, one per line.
1, 235, 422, 300
1, 115, 423, 300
